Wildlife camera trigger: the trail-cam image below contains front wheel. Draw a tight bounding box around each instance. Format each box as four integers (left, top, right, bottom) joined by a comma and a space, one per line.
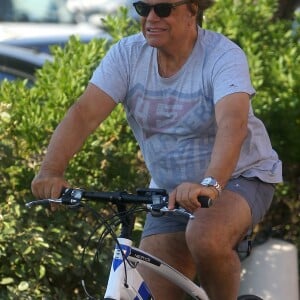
238, 295, 263, 300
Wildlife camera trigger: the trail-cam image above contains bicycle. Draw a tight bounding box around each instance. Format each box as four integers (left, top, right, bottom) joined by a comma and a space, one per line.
26, 187, 263, 300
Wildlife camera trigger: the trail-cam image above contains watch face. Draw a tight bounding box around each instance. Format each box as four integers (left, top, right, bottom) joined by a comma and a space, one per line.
202, 177, 216, 186
201, 177, 222, 193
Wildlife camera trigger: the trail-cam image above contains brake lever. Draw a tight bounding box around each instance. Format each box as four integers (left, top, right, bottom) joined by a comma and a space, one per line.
148, 204, 195, 219
161, 207, 195, 219
25, 198, 62, 208
26, 189, 83, 209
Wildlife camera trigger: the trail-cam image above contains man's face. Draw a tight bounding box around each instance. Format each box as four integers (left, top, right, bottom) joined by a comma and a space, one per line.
137, 0, 195, 50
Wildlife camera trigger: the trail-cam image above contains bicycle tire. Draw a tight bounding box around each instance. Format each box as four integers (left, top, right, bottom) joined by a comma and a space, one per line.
238, 295, 263, 300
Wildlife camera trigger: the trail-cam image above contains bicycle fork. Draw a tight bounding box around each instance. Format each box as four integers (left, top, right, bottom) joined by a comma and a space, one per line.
104, 237, 154, 300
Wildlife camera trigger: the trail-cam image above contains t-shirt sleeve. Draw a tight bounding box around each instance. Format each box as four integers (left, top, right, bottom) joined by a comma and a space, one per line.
89, 41, 129, 104
211, 48, 256, 104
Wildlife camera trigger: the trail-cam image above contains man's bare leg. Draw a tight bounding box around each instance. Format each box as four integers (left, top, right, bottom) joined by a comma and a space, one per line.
138, 231, 197, 300
186, 190, 252, 300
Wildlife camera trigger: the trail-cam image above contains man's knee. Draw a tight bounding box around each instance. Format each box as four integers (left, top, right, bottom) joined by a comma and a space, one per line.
185, 195, 251, 261
185, 220, 228, 263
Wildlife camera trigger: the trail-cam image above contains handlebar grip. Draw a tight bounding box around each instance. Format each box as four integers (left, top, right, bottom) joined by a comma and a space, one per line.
198, 196, 212, 208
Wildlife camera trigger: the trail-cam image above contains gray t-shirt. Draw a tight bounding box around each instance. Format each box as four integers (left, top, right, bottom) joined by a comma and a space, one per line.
90, 28, 282, 191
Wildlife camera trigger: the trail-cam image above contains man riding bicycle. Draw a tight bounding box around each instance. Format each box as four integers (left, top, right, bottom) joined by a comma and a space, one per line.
31, 1, 282, 299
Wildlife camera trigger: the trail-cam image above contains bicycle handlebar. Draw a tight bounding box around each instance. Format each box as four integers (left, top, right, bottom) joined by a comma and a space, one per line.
26, 187, 212, 218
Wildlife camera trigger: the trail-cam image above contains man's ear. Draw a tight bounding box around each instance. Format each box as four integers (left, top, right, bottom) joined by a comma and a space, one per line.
190, 2, 198, 16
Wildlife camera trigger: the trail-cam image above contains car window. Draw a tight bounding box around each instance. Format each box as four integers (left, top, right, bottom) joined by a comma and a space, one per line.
1, 0, 75, 23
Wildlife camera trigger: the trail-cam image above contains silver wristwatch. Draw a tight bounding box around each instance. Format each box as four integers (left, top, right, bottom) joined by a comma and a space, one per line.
201, 176, 222, 194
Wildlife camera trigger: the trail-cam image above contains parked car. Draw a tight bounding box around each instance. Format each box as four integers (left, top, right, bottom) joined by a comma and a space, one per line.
0, 30, 110, 54
0, 44, 53, 84
66, 0, 139, 27
0, 0, 109, 53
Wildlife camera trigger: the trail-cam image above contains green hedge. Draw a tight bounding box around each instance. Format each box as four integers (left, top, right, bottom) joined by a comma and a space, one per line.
0, 3, 299, 298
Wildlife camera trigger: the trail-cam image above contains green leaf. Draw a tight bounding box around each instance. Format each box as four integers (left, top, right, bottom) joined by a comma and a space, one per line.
38, 265, 46, 279
0, 277, 14, 285
18, 281, 29, 291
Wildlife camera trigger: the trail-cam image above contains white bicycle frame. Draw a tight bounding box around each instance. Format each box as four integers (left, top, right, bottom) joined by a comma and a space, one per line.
104, 237, 209, 300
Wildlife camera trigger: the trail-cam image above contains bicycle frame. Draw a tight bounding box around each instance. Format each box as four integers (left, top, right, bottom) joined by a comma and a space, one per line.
104, 237, 209, 300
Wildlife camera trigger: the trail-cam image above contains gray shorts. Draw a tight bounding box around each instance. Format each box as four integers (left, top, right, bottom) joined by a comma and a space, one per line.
142, 176, 275, 239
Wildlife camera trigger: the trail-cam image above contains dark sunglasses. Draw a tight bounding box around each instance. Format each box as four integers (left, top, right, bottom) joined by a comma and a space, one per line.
133, 0, 191, 18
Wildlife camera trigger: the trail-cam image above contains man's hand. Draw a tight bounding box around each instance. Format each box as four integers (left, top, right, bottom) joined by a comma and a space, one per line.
31, 173, 70, 211
168, 182, 218, 212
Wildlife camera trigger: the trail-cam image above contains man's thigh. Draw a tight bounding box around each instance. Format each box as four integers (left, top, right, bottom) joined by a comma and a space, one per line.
139, 231, 196, 277
138, 232, 197, 299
